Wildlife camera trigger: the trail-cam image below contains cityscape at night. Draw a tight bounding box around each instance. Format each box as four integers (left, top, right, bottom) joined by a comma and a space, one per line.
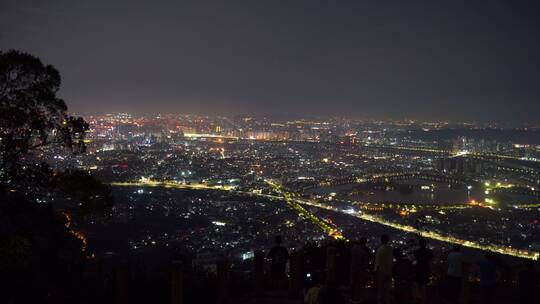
2, 1, 540, 303
68, 114, 540, 259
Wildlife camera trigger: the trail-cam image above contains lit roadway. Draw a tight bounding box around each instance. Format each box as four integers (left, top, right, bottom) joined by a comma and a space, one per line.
110, 180, 235, 191
263, 179, 346, 241
112, 179, 347, 241
291, 198, 539, 260
111, 180, 539, 260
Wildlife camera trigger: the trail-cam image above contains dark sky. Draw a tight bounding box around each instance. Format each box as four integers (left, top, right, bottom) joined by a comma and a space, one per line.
1, 0, 539, 123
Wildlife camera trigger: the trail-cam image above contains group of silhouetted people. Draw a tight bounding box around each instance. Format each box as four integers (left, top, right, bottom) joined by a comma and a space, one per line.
371, 236, 539, 304
445, 243, 539, 304
267, 235, 539, 304
306, 234, 435, 304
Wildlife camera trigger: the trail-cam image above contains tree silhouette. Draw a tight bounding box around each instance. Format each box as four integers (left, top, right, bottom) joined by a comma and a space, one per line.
0, 50, 88, 186
52, 169, 113, 218
0, 50, 112, 301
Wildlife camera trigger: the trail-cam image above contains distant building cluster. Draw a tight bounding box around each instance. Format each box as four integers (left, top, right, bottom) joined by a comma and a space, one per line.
38, 113, 540, 264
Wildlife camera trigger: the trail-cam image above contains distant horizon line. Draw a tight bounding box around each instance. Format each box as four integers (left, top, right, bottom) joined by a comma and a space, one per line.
70, 112, 540, 128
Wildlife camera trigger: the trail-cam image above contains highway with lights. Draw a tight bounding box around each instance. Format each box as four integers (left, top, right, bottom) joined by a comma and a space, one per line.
111, 179, 540, 260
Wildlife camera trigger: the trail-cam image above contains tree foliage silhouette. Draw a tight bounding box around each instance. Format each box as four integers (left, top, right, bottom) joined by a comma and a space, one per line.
0, 50, 88, 185
53, 169, 113, 218
0, 50, 113, 302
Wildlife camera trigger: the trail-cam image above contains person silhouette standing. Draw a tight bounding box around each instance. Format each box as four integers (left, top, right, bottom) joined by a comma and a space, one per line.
413, 238, 433, 304
518, 260, 539, 304
446, 244, 464, 304
478, 253, 498, 304
350, 237, 372, 303
374, 234, 393, 304
267, 236, 289, 290
393, 248, 414, 304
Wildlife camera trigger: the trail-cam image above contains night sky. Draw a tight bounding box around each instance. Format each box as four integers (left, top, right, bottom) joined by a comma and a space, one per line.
1, 0, 539, 123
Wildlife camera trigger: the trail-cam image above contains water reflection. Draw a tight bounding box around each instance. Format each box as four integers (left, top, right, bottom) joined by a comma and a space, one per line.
306, 181, 539, 205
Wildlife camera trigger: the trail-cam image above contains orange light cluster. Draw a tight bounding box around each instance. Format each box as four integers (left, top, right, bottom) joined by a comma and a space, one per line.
468, 199, 489, 208
63, 212, 89, 255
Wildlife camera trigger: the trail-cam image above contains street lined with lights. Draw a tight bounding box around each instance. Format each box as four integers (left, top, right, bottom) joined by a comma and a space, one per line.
112, 179, 540, 260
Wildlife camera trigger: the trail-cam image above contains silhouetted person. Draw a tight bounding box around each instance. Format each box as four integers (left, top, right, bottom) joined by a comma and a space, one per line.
446, 244, 464, 304
478, 253, 498, 304
320, 281, 345, 304
393, 248, 414, 304
267, 236, 289, 289
413, 238, 433, 304
518, 261, 539, 304
304, 273, 323, 304
350, 237, 372, 303
374, 234, 393, 304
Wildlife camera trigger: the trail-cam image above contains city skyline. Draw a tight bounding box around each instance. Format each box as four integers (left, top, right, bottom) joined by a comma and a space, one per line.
76, 112, 540, 128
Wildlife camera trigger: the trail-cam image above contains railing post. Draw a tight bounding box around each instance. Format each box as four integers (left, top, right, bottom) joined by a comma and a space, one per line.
216, 258, 230, 304
96, 257, 104, 283
289, 251, 303, 299
92, 257, 105, 301
170, 260, 184, 304
253, 250, 265, 296
115, 261, 129, 304
461, 262, 472, 304
326, 246, 337, 283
